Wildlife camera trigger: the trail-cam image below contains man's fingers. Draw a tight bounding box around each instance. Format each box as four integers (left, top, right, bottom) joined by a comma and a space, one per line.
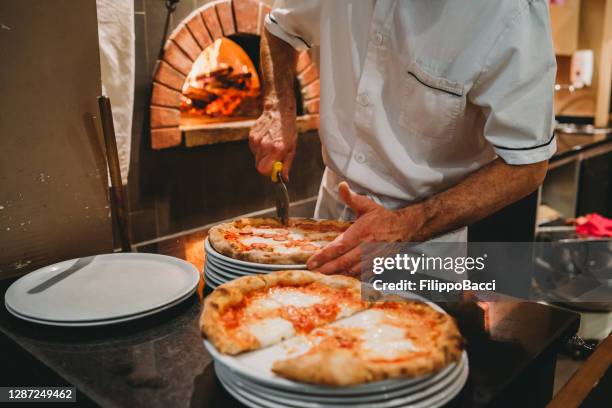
254, 150, 268, 176
248, 132, 260, 153
282, 149, 295, 181
255, 137, 289, 176
315, 245, 361, 275
257, 154, 276, 176
307, 227, 361, 270
338, 182, 379, 216
249, 118, 268, 153
349, 261, 366, 278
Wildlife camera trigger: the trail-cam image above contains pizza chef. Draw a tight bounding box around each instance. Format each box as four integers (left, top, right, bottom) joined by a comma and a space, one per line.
249, 0, 556, 275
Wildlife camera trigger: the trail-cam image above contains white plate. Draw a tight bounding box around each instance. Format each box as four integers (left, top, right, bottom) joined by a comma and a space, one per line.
205, 254, 283, 274
5, 287, 196, 327
204, 300, 466, 395
204, 273, 224, 287
204, 268, 226, 286
216, 359, 466, 408
205, 278, 219, 289
215, 356, 462, 404
5, 253, 200, 324
206, 338, 429, 395
211, 337, 465, 397
205, 262, 244, 280
217, 354, 459, 399
205, 264, 238, 285
205, 238, 306, 270
216, 368, 266, 408
205, 256, 268, 275
217, 359, 468, 408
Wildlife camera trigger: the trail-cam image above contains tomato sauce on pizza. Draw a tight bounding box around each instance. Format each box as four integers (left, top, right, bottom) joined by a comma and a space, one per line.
208, 218, 351, 264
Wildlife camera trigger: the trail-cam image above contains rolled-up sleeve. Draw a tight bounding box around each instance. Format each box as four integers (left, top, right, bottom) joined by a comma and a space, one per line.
264, 0, 322, 51
469, 0, 557, 165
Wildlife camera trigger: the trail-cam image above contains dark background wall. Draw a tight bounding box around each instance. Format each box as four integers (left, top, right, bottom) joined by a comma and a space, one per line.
0, 0, 115, 278
129, 0, 325, 243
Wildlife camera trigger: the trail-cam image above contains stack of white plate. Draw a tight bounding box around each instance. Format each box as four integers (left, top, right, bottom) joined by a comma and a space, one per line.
5, 253, 200, 327
204, 238, 305, 288
206, 342, 467, 408
204, 299, 469, 408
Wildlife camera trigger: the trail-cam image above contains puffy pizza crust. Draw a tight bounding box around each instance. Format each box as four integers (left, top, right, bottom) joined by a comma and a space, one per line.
208, 217, 351, 265
271, 301, 464, 386
200, 270, 363, 355
201, 271, 465, 386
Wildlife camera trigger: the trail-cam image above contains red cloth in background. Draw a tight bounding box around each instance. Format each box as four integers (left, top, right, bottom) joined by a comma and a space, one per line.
575, 213, 612, 238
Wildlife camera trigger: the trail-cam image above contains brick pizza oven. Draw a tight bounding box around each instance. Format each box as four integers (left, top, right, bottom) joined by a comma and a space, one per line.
150, 0, 320, 149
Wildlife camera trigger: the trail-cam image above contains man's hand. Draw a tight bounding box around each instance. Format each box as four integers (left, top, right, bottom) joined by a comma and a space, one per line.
306, 182, 428, 275
249, 109, 296, 180
249, 29, 297, 180
307, 159, 548, 276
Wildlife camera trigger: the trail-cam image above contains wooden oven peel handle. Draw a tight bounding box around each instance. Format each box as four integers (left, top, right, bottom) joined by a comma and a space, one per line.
97, 95, 132, 252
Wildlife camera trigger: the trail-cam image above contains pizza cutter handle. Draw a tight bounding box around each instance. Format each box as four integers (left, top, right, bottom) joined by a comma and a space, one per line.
271, 161, 283, 183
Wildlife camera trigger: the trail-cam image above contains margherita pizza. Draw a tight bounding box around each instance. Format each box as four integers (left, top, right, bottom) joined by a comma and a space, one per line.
200, 270, 464, 386
201, 270, 366, 354
271, 301, 463, 386
208, 218, 351, 264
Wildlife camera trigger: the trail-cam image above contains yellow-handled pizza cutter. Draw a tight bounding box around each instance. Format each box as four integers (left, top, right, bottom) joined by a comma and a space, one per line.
271, 161, 290, 226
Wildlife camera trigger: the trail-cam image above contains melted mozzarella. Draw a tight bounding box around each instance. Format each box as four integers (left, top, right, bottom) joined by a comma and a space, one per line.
247, 317, 295, 347
250, 297, 281, 310
288, 231, 305, 240
280, 334, 324, 358
337, 303, 361, 319
241, 229, 323, 253
332, 310, 418, 359
334, 309, 386, 328
360, 324, 417, 359
272, 245, 299, 254
364, 340, 417, 360
251, 290, 322, 311
242, 236, 278, 246
251, 228, 286, 235
241, 235, 301, 253
269, 290, 322, 308
250, 290, 323, 311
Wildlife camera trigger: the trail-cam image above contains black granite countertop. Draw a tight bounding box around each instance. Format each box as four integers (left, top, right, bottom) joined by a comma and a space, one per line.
0, 273, 579, 408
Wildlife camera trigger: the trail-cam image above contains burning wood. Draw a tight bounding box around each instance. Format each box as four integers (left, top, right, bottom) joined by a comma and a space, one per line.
181, 38, 261, 118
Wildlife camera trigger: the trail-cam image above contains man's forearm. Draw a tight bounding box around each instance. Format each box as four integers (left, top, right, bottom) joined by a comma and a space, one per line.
260, 29, 297, 113
405, 158, 548, 241
249, 30, 300, 179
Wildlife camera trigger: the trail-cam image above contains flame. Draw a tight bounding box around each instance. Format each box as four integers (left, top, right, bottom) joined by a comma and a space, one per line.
180, 38, 261, 118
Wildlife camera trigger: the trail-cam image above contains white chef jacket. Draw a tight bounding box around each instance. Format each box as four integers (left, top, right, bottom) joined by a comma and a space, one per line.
266, 0, 556, 240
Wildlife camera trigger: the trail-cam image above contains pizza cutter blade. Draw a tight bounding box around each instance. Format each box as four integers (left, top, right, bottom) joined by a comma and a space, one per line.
271, 161, 290, 226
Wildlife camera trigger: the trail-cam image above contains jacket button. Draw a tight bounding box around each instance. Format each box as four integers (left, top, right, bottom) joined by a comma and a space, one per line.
357, 93, 370, 107
374, 31, 384, 46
